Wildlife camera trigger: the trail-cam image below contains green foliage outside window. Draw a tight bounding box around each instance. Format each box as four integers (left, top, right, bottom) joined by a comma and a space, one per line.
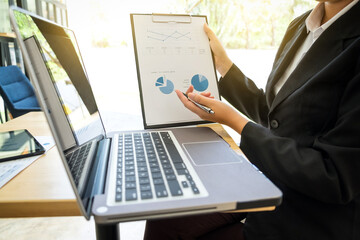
183, 0, 315, 49
14, 11, 68, 81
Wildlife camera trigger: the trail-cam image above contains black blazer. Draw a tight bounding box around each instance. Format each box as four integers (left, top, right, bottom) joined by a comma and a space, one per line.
219, 2, 360, 240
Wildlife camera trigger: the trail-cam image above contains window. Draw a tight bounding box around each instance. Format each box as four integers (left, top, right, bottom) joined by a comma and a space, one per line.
65, 1, 315, 136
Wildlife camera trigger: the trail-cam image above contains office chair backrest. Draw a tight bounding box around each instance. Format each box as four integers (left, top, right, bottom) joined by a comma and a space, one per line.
0, 65, 41, 118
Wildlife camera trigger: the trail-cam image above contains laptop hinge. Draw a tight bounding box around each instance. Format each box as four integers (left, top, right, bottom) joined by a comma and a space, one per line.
92, 138, 111, 196
83, 137, 111, 216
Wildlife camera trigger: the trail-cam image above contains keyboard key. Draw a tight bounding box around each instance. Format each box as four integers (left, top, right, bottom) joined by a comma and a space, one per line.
125, 176, 135, 182
125, 160, 134, 165
151, 172, 162, 179
125, 170, 135, 176
192, 186, 200, 194
140, 184, 151, 191
174, 163, 186, 170
139, 172, 149, 178
182, 181, 189, 188
136, 150, 144, 154
160, 159, 170, 164
157, 150, 166, 155
125, 165, 134, 171
125, 182, 136, 189
137, 157, 146, 162
137, 162, 147, 167
153, 178, 164, 185
149, 163, 159, 168
126, 189, 137, 201
177, 169, 189, 175
166, 174, 176, 181
167, 180, 183, 196
138, 166, 147, 172
148, 158, 157, 163
162, 164, 172, 169
139, 178, 150, 184
159, 155, 168, 160
151, 132, 160, 138
116, 194, 122, 202
164, 169, 174, 175
137, 153, 145, 158
154, 184, 168, 198
150, 167, 161, 173
141, 191, 153, 199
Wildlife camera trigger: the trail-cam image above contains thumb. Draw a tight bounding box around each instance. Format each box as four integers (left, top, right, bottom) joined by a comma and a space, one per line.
188, 92, 213, 106
203, 23, 216, 41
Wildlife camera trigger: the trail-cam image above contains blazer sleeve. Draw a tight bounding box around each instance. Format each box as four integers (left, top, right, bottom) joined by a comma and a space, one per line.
218, 64, 269, 126
240, 70, 360, 204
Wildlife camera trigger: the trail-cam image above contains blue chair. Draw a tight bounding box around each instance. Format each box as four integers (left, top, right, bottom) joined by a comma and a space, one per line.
0, 65, 41, 120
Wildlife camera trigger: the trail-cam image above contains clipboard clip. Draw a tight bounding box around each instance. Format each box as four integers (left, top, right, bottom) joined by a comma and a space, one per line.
152, 13, 192, 24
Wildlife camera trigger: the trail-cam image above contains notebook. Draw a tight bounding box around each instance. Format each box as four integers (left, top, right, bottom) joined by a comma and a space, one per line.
9, 7, 282, 224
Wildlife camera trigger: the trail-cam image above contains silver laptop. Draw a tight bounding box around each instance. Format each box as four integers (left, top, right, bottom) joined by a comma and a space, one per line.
9, 7, 281, 224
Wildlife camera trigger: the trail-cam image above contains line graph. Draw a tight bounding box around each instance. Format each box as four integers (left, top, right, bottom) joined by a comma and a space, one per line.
147, 30, 191, 42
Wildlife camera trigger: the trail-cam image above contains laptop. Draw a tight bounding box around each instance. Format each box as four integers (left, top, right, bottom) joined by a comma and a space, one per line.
9, 7, 282, 224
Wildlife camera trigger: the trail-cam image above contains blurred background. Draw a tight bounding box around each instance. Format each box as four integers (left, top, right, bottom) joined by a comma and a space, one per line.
1, 0, 316, 132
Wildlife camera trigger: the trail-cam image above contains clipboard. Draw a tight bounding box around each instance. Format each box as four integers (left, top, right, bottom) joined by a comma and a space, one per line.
130, 13, 220, 129
151, 14, 192, 23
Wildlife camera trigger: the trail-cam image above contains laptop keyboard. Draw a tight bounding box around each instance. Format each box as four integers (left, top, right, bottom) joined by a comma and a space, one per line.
66, 141, 93, 186
115, 132, 200, 202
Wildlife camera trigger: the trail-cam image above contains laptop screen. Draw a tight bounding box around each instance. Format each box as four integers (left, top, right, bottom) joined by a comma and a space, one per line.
12, 9, 105, 147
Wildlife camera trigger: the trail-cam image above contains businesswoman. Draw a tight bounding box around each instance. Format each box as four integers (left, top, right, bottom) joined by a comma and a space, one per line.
144, 0, 360, 239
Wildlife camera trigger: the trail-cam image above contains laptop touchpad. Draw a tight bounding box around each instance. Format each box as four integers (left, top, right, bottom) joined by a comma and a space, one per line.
183, 141, 243, 166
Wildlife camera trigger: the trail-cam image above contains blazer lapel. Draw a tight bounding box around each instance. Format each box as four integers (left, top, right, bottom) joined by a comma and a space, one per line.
265, 22, 308, 106
269, 1, 360, 113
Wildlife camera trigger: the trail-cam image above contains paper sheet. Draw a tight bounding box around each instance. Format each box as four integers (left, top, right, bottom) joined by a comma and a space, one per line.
0, 136, 55, 189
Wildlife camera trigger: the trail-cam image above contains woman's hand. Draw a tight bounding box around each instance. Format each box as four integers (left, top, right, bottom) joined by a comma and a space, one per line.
204, 24, 233, 77
175, 87, 249, 134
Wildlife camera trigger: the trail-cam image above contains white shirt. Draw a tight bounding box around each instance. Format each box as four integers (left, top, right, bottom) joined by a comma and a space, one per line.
273, 0, 358, 96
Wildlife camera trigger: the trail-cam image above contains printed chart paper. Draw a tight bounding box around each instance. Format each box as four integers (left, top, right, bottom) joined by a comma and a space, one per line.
131, 14, 219, 128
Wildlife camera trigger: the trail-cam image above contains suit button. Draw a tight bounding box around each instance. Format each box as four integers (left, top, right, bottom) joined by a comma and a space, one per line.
270, 120, 279, 129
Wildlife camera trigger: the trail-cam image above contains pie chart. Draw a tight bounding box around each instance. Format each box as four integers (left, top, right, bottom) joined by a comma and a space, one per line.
155, 77, 174, 94
191, 74, 209, 92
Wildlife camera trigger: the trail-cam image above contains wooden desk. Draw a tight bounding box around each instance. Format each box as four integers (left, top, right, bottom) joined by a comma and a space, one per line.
0, 112, 274, 219
0, 112, 80, 217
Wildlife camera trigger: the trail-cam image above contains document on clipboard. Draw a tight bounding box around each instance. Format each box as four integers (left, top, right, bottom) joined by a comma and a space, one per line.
130, 14, 220, 128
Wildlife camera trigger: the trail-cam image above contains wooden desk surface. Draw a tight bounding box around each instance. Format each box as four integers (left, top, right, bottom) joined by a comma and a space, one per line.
0, 112, 273, 218
0, 112, 80, 217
